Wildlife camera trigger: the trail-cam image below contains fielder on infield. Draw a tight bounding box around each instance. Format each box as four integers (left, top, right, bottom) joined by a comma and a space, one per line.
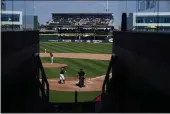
58, 67, 66, 84
50, 52, 54, 64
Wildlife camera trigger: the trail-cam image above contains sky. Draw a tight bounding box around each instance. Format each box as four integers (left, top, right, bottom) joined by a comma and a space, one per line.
5, 1, 170, 27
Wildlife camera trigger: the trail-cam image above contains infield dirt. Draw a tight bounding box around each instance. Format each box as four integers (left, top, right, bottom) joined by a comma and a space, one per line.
40, 53, 111, 91
40, 53, 111, 60
42, 63, 68, 68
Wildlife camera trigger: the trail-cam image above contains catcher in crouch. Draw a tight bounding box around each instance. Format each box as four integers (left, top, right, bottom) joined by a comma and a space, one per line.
58, 67, 66, 84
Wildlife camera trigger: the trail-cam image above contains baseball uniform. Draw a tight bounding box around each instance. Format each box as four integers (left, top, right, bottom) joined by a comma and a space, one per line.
59, 68, 66, 84
50, 53, 54, 64
78, 69, 85, 88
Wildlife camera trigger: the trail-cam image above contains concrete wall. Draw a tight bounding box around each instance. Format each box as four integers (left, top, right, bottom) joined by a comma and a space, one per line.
127, 13, 133, 30
22, 15, 34, 29
102, 31, 170, 112
1, 31, 40, 112
113, 31, 170, 112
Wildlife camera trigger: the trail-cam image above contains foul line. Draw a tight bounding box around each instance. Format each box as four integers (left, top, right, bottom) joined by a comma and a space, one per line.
41, 73, 111, 84
42, 75, 105, 82
89, 76, 104, 80
86, 80, 92, 84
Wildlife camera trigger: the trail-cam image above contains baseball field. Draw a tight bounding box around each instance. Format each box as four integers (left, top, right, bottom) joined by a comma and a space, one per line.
40, 42, 112, 102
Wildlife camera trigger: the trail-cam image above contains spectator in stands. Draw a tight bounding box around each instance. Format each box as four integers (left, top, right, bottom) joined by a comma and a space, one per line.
49, 16, 113, 26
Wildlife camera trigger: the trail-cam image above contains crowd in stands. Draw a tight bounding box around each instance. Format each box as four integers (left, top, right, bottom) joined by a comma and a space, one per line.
56, 28, 111, 34
48, 16, 113, 26
39, 27, 112, 34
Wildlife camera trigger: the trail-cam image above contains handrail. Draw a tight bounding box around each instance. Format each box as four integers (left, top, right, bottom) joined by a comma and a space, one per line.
102, 54, 115, 99
33, 53, 49, 102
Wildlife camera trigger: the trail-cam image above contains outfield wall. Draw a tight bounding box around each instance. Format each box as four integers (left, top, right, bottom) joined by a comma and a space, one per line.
40, 35, 113, 43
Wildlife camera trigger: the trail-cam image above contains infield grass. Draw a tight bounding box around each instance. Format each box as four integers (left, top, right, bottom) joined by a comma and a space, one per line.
41, 57, 110, 78
40, 42, 112, 54
49, 90, 101, 103
40, 42, 108, 103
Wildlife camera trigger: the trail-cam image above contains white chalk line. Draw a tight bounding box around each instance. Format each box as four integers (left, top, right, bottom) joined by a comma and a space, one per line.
40, 74, 111, 91
47, 79, 92, 89
42, 73, 112, 85
43, 76, 104, 83
63, 82, 90, 90
89, 73, 112, 80
44, 78, 105, 91
89, 76, 104, 80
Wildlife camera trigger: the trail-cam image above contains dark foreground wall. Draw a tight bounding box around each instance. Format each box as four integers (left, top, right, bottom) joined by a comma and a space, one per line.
1, 31, 40, 112
102, 31, 170, 112
114, 31, 170, 112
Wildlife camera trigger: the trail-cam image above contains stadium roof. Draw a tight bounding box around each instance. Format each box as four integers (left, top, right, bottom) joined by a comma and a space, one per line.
52, 13, 113, 15
42, 25, 113, 28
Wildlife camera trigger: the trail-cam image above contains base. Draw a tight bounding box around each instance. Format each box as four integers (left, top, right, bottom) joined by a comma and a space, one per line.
75, 83, 85, 88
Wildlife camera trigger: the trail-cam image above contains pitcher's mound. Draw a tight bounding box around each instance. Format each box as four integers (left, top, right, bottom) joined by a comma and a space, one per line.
42, 63, 68, 68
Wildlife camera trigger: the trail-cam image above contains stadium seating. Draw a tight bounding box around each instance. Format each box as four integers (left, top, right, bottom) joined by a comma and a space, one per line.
49, 16, 113, 26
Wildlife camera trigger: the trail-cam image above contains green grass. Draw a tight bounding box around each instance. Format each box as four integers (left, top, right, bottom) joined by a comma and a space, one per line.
40, 42, 108, 103
40, 33, 94, 36
41, 57, 109, 79
40, 42, 112, 54
49, 90, 101, 103
40, 33, 111, 37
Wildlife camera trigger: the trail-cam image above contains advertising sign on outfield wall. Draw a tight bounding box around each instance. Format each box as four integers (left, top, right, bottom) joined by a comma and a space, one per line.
48, 40, 59, 42
75, 40, 84, 42
44, 36, 113, 43
86, 40, 91, 43
47, 39, 104, 43
93, 40, 103, 43
63, 39, 72, 42
108, 38, 113, 43
46, 39, 113, 43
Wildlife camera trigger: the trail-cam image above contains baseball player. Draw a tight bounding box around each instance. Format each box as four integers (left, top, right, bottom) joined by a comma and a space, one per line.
45, 49, 46, 53
58, 67, 66, 84
77, 69, 85, 88
50, 52, 54, 64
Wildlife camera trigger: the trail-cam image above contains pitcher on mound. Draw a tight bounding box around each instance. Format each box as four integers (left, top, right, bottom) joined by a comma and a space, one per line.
58, 67, 66, 84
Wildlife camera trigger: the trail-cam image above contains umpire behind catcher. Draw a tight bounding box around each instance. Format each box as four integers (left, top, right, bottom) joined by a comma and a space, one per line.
78, 69, 85, 88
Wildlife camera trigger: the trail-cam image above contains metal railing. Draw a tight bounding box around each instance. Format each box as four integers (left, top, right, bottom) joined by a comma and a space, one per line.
33, 53, 49, 102
102, 54, 115, 98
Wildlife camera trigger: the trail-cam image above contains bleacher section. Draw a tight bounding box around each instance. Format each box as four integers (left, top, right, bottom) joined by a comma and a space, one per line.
47, 13, 113, 26
39, 13, 114, 41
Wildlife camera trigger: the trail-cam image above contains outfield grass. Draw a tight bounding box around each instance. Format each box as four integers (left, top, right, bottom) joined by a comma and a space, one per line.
40, 33, 111, 37
49, 90, 101, 103
40, 42, 112, 54
40, 42, 110, 103
41, 57, 109, 78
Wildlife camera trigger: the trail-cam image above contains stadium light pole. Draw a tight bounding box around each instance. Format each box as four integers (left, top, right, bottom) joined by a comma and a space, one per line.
33, 0, 35, 16
156, 0, 159, 32
168, 1, 170, 12
12, 0, 14, 30
106, 0, 109, 13
98, 1, 109, 12
93, 25, 96, 40
106, 0, 108, 12
77, 24, 79, 41
24, 0, 26, 30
